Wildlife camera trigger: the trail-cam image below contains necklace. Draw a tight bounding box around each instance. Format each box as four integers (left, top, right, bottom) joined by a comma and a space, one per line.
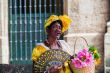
44, 39, 62, 50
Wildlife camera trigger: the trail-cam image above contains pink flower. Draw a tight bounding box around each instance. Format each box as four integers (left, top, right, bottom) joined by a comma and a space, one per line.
83, 48, 88, 53
71, 48, 94, 68
71, 58, 82, 68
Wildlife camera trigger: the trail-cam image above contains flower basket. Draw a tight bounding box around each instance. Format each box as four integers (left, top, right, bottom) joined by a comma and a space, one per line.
70, 37, 98, 73
70, 62, 95, 73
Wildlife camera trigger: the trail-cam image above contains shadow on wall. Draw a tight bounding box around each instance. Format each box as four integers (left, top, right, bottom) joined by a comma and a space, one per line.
108, 0, 110, 21
105, 0, 110, 33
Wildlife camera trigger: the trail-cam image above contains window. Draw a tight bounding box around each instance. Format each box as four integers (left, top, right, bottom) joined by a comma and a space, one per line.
11, 0, 63, 14
9, 0, 63, 64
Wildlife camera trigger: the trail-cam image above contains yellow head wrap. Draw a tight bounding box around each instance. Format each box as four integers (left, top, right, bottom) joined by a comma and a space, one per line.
44, 15, 72, 33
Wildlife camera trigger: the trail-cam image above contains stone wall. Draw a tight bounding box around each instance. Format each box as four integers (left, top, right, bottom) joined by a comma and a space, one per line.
64, 0, 110, 73
67, 0, 110, 33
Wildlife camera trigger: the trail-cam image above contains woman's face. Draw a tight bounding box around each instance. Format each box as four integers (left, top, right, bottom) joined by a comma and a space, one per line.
48, 22, 62, 39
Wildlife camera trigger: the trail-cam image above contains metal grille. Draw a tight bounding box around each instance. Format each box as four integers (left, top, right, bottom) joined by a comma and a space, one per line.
9, 0, 63, 64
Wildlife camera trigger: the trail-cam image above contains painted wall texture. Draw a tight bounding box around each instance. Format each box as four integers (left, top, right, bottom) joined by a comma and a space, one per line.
64, 0, 110, 73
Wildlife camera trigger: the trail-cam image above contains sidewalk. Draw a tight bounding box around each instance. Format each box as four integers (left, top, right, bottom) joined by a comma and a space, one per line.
0, 64, 32, 73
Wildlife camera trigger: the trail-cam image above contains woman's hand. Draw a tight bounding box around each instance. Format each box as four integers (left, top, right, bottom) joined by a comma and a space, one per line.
47, 65, 62, 73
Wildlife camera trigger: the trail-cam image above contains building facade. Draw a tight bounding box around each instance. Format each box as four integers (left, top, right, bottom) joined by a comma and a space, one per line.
0, 0, 110, 73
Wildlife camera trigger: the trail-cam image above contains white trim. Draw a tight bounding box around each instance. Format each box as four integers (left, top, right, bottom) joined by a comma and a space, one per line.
36, 40, 74, 55
1, 0, 9, 64
59, 40, 73, 55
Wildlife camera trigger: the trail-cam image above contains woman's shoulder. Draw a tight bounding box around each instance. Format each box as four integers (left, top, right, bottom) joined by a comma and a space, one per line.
33, 43, 43, 49
34, 43, 49, 50
59, 40, 73, 55
58, 40, 68, 45
32, 43, 47, 61
59, 40, 66, 43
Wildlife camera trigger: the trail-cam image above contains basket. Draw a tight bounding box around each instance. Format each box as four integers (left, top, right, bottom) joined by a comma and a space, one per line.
33, 49, 71, 73
70, 37, 95, 73
70, 62, 95, 73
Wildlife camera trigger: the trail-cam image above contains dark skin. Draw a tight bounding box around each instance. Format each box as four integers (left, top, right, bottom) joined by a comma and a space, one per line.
46, 22, 62, 49
45, 22, 63, 73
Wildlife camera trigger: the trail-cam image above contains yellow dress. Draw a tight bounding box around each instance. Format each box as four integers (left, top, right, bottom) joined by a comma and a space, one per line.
32, 40, 73, 73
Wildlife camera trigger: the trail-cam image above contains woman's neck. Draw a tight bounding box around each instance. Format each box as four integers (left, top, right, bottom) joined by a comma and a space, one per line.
47, 37, 58, 45
44, 37, 62, 49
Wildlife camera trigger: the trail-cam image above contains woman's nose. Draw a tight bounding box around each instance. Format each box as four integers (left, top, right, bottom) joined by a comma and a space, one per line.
56, 28, 61, 32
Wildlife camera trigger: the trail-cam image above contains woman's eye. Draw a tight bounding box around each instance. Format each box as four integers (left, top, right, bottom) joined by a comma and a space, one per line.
58, 26, 61, 29
52, 26, 55, 29
53, 28, 57, 31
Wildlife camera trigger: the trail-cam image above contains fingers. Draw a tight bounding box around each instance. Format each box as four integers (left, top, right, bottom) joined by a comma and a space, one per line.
54, 65, 62, 69
48, 65, 62, 73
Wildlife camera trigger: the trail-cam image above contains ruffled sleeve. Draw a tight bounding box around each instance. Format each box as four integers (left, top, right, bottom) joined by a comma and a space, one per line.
59, 40, 74, 56
32, 45, 47, 62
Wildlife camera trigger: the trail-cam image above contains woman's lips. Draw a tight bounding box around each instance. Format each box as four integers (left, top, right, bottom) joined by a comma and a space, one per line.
56, 32, 61, 36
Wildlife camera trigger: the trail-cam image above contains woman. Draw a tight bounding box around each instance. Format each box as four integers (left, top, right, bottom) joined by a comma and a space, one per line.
32, 15, 73, 73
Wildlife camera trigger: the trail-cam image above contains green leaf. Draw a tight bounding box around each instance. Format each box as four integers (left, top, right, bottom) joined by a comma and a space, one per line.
89, 46, 98, 53
94, 53, 100, 59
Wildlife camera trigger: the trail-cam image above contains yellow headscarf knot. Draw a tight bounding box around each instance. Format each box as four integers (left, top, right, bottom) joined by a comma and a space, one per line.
44, 15, 72, 33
